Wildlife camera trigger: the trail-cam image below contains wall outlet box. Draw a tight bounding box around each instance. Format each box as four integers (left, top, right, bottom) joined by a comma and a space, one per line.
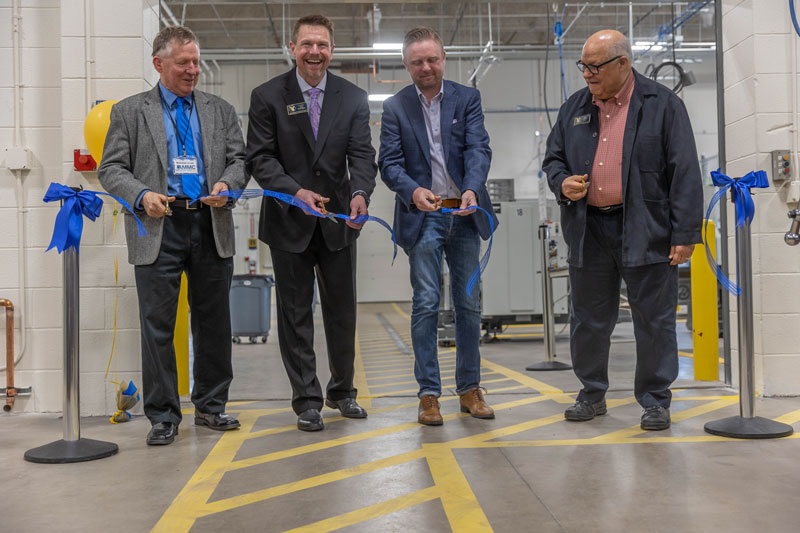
5, 147, 31, 170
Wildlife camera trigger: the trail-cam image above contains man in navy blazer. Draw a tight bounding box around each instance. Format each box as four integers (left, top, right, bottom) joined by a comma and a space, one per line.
379, 27, 498, 426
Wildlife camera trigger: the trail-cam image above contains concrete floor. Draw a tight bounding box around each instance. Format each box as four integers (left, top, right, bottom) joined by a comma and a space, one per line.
3, 302, 800, 532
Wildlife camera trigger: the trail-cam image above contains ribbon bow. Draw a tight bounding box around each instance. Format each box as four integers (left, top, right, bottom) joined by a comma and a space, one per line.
43, 182, 146, 253
704, 169, 769, 295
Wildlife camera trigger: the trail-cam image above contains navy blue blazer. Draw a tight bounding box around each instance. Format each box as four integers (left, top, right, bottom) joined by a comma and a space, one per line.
379, 80, 497, 250
543, 70, 703, 268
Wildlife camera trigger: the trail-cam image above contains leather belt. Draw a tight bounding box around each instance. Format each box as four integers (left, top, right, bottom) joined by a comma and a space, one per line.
587, 203, 623, 215
169, 198, 206, 210
439, 198, 461, 209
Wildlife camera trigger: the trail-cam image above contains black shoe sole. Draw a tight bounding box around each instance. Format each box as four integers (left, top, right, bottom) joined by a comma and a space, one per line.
640, 422, 670, 431
194, 417, 241, 431
565, 409, 607, 422
325, 399, 368, 419
297, 422, 324, 432
460, 405, 495, 419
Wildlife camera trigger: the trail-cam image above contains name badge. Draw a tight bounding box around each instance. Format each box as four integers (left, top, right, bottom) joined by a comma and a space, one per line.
173, 156, 198, 175
287, 102, 308, 115
573, 114, 591, 126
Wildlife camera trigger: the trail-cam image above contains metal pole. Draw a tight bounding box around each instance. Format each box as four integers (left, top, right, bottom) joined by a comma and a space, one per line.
62, 247, 80, 442
735, 225, 755, 418
24, 190, 119, 463
527, 225, 571, 371
541, 225, 556, 362
704, 213, 793, 438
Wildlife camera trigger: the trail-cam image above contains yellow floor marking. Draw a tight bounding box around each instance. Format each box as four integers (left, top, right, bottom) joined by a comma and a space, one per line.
283, 486, 441, 533
774, 408, 800, 425
480, 357, 565, 397
424, 444, 492, 531
504, 323, 544, 328
226, 401, 258, 407
368, 371, 501, 390
353, 328, 372, 409
367, 363, 455, 375
391, 302, 410, 319
494, 333, 544, 338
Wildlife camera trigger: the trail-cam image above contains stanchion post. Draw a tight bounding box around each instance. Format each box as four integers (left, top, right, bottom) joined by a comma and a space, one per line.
24, 192, 119, 463
527, 225, 571, 372
704, 193, 793, 439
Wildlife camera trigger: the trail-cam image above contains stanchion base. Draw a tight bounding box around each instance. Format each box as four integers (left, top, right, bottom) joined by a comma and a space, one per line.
24, 438, 119, 464
704, 416, 794, 439
526, 360, 572, 371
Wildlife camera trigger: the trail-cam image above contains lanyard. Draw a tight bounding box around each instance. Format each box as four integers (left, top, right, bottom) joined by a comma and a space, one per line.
159, 90, 196, 157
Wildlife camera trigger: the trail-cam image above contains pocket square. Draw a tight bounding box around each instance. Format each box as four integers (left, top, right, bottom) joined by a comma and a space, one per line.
453, 119, 458, 124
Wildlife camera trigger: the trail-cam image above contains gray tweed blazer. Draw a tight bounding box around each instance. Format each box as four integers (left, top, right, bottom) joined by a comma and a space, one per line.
98, 85, 246, 265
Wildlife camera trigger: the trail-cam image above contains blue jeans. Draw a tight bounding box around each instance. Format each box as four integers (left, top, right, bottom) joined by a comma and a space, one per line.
407, 210, 482, 398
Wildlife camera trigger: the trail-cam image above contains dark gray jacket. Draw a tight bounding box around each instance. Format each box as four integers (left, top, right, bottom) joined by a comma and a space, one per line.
543, 70, 703, 267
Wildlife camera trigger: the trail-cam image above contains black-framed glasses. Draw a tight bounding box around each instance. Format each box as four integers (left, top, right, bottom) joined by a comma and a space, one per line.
576, 55, 622, 75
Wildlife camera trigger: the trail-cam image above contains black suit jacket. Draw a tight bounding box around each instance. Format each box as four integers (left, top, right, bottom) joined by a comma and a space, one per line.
245, 69, 378, 253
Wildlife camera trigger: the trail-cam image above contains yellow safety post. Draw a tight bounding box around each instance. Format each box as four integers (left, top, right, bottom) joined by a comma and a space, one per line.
174, 272, 190, 395
691, 219, 719, 381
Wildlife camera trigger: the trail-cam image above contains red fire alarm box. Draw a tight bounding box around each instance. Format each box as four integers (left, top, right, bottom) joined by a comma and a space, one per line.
74, 149, 97, 171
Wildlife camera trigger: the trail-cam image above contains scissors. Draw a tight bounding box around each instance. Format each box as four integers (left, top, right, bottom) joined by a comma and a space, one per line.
318, 201, 338, 223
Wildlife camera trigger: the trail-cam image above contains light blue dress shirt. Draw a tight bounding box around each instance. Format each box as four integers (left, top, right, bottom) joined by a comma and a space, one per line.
158, 82, 208, 197
415, 84, 461, 199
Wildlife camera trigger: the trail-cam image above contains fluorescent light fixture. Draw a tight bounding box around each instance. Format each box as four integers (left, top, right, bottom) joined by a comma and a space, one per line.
368, 94, 393, 102
373, 43, 403, 51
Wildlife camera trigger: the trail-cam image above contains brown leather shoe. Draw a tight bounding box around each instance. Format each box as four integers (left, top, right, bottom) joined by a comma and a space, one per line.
459, 387, 495, 419
418, 395, 443, 426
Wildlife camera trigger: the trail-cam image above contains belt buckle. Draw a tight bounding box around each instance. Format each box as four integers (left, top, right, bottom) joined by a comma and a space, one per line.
186, 199, 198, 210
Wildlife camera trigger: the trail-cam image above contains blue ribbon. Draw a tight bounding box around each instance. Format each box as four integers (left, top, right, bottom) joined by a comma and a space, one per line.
43, 182, 146, 253
222, 189, 495, 297
704, 169, 769, 295
441, 206, 494, 298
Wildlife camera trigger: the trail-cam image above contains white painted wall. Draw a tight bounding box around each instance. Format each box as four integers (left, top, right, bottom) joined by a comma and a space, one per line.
0, 0, 158, 414
722, 0, 800, 396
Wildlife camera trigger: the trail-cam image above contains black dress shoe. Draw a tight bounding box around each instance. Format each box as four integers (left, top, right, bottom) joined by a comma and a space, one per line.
297, 409, 324, 432
195, 411, 241, 431
147, 422, 178, 445
325, 397, 368, 419
564, 398, 607, 421
640, 405, 671, 430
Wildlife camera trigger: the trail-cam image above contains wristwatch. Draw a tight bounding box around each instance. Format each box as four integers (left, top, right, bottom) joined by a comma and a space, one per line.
352, 190, 370, 206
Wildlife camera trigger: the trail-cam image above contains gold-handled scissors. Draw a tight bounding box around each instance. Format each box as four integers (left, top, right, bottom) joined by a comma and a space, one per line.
318, 201, 338, 223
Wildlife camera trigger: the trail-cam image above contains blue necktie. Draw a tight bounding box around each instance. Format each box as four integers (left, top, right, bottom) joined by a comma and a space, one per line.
176, 97, 201, 200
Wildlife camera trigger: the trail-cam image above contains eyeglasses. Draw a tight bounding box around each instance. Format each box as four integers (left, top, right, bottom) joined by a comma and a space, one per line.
576, 55, 622, 75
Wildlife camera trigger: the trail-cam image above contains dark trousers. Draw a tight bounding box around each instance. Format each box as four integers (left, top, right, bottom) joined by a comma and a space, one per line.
569, 209, 678, 409
270, 222, 358, 415
134, 207, 234, 425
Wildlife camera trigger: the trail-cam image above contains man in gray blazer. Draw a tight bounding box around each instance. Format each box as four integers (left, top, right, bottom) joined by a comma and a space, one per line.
98, 26, 246, 446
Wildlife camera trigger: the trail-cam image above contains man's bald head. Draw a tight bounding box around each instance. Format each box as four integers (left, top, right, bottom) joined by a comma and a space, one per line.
580, 29, 633, 101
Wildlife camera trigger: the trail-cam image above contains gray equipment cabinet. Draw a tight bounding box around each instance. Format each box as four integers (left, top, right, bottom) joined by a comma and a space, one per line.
230, 274, 275, 344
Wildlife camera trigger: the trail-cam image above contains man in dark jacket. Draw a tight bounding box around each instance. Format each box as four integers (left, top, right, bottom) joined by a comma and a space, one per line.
245, 15, 377, 432
543, 29, 702, 430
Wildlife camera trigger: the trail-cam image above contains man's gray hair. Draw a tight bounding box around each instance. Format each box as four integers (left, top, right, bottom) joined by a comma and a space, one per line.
608, 34, 633, 61
152, 26, 199, 58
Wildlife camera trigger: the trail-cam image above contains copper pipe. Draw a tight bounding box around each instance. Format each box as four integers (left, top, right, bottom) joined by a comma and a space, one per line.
0, 299, 14, 412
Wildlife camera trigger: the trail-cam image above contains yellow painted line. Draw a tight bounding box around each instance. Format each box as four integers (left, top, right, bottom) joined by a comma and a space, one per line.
588, 397, 737, 442
424, 444, 492, 531
367, 371, 417, 381
774, 408, 800, 425
153, 411, 262, 532
284, 486, 441, 533
224, 400, 258, 407
367, 363, 455, 375
504, 323, 544, 328
392, 302, 411, 320
368, 372, 501, 390
494, 333, 544, 338
480, 357, 565, 398
353, 329, 372, 409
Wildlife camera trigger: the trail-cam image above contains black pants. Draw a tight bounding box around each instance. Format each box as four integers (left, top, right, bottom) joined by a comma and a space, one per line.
568, 209, 678, 408
134, 206, 234, 425
270, 222, 358, 414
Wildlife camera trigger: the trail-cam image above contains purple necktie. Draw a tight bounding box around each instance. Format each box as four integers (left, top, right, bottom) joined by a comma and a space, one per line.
307, 87, 321, 139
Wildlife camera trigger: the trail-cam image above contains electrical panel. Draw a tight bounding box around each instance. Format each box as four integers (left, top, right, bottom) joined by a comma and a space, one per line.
772, 150, 792, 182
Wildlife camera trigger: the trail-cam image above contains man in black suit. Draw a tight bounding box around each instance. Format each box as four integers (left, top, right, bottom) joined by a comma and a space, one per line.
245, 14, 378, 431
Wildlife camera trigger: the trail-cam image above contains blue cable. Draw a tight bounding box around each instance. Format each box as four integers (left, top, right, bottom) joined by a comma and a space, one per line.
554, 8, 569, 102
791, 0, 800, 37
